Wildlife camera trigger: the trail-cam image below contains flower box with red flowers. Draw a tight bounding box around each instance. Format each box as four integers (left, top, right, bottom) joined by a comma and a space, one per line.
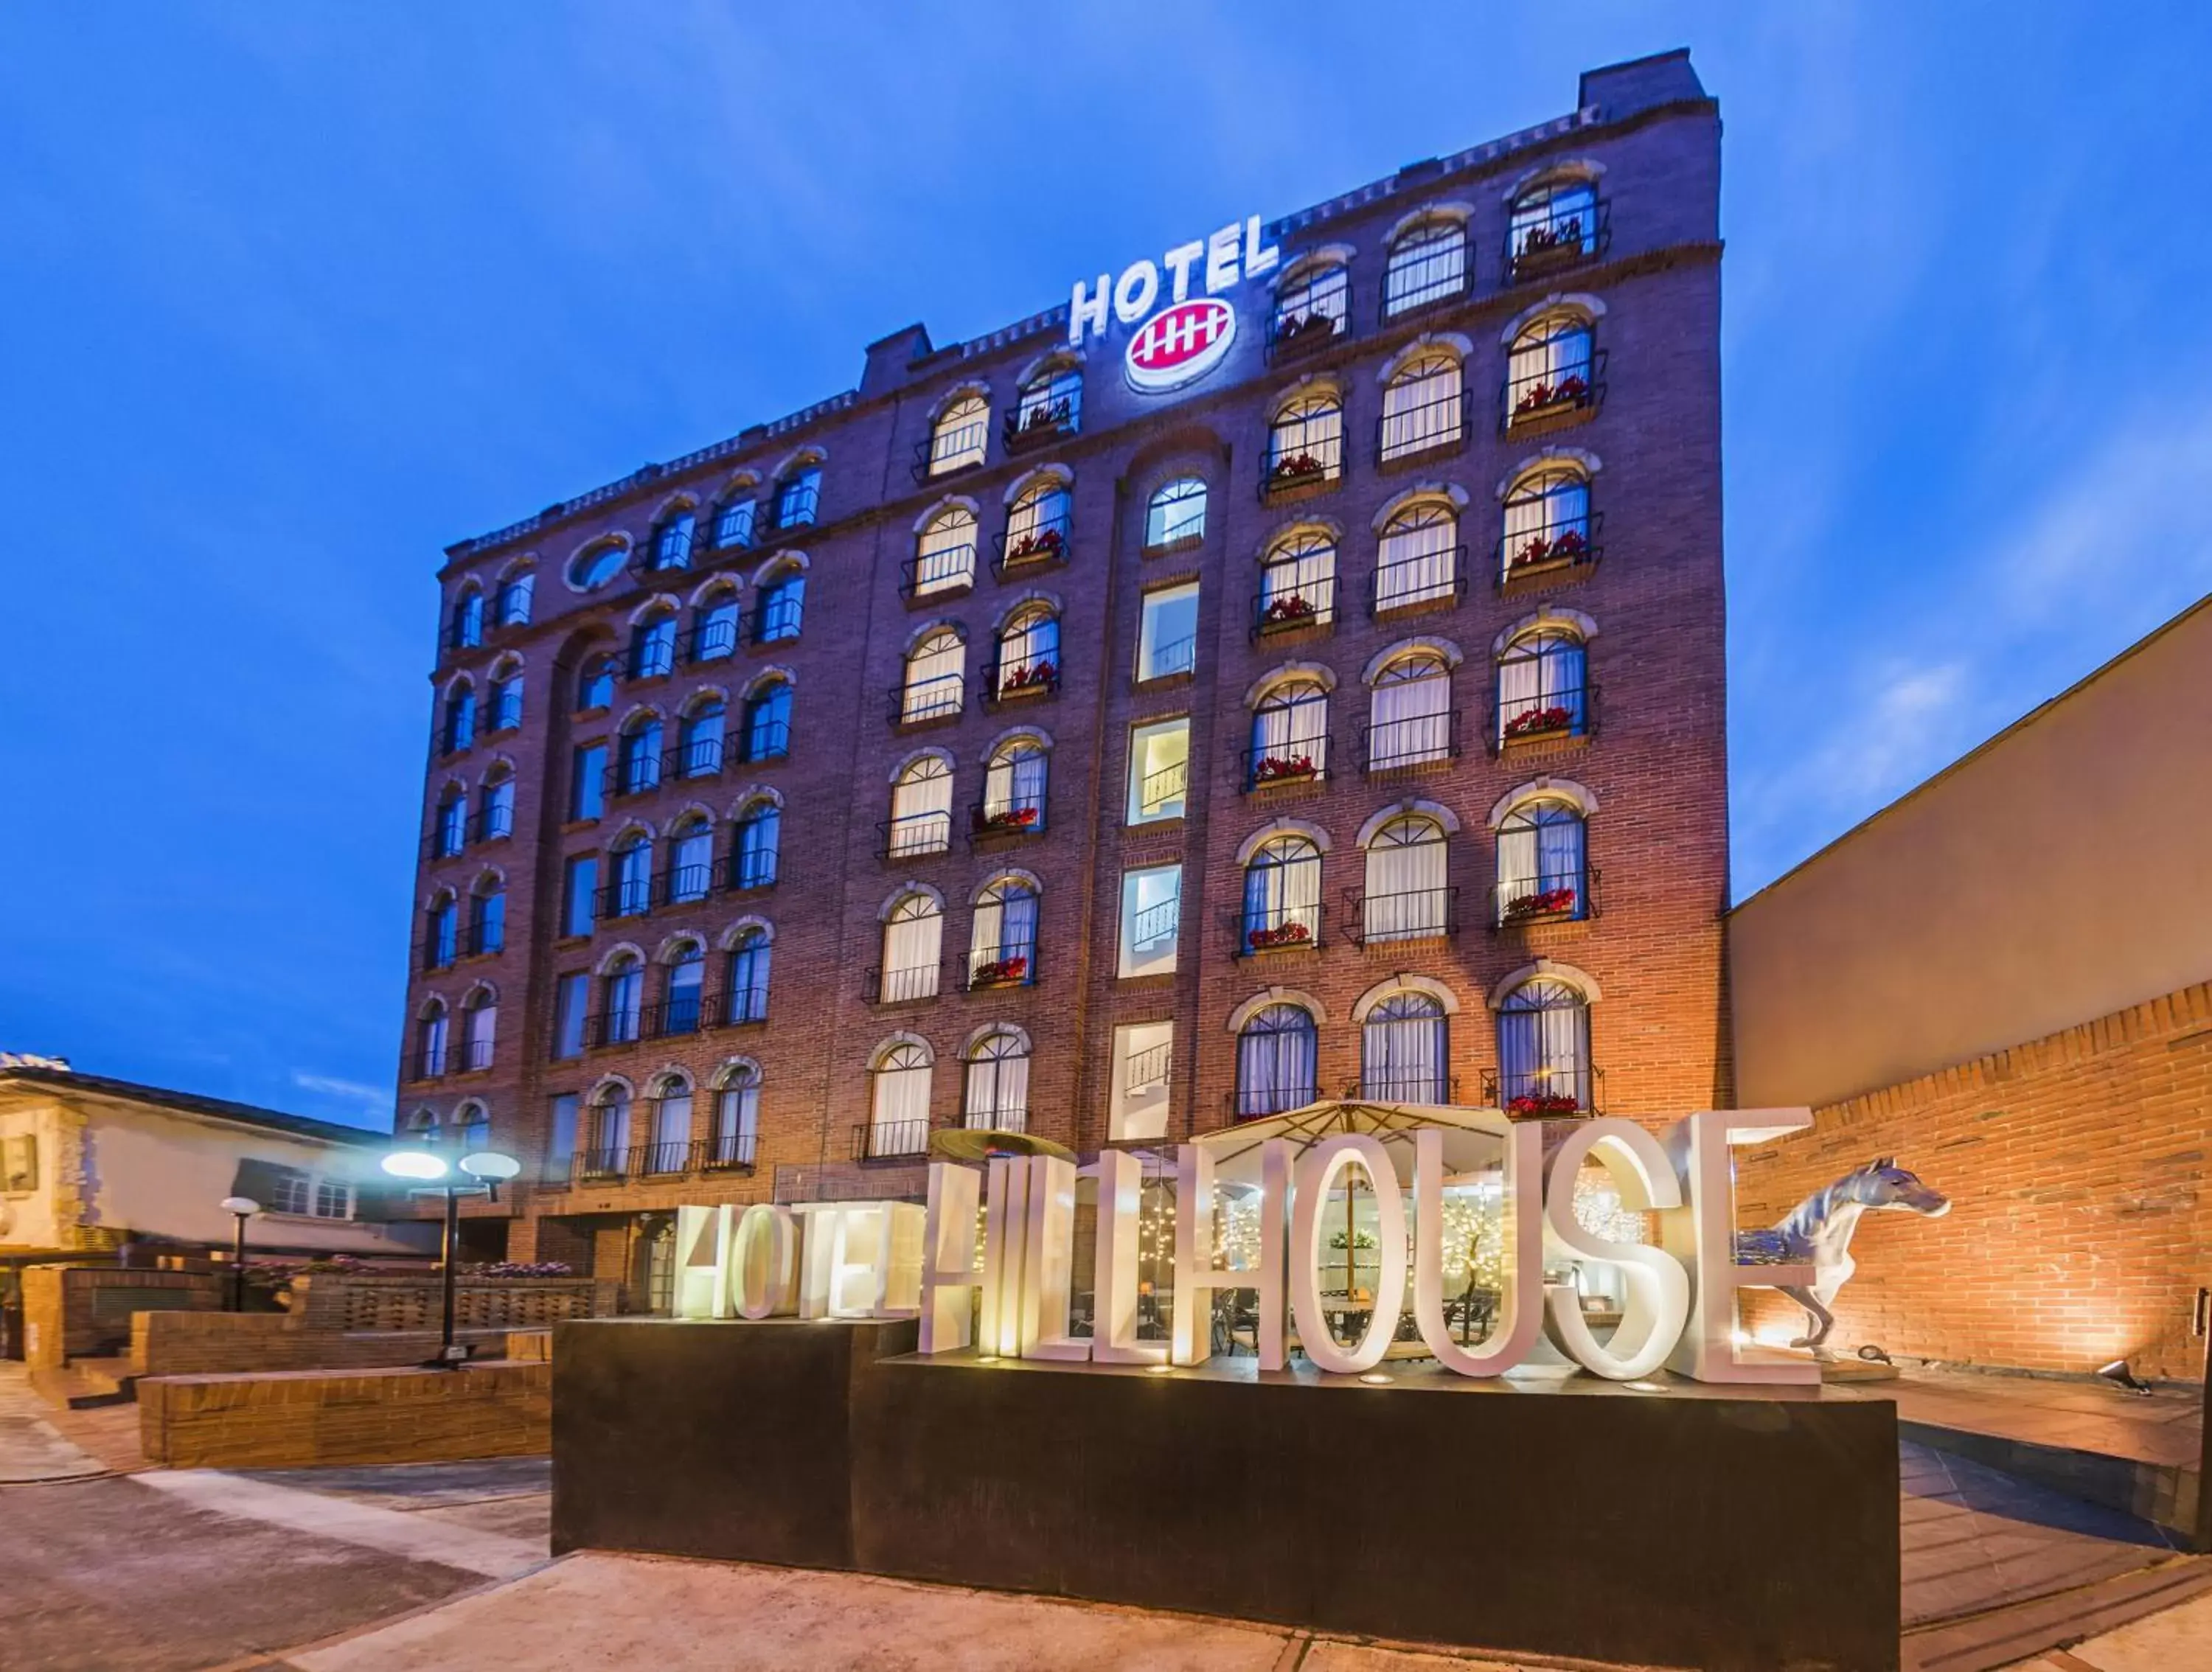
1509, 526, 1589, 575
1512, 374, 1591, 422
1246, 921, 1312, 951
1268, 450, 1328, 488
1021, 400, 1071, 433
1276, 311, 1338, 348
1506, 1092, 1581, 1116
971, 955, 1029, 989
1251, 753, 1317, 784
1503, 704, 1576, 741
978, 804, 1041, 834
1261, 593, 1318, 628
1503, 886, 1578, 924
1006, 526, 1065, 564
1514, 218, 1587, 276
998, 659, 1057, 697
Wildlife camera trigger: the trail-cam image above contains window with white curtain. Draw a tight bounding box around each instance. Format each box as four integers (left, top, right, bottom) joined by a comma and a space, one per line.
1361, 992, 1448, 1103
603, 955, 644, 1043
726, 929, 771, 1023
1235, 1004, 1318, 1117
869, 1041, 933, 1154
1366, 653, 1453, 771
647, 1076, 692, 1171
929, 394, 990, 476
969, 877, 1039, 987
888, 757, 953, 857
1248, 678, 1329, 784
1378, 350, 1464, 462
995, 606, 1060, 697
1361, 815, 1448, 941
913, 505, 978, 596
1271, 261, 1348, 345
963, 1031, 1031, 1131
1265, 391, 1343, 488
1004, 477, 1072, 564
1505, 315, 1596, 423
1375, 500, 1461, 613
712, 1067, 759, 1166
668, 818, 714, 903
981, 738, 1048, 832
1497, 629, 1588, 743
1383, 217, 1468, 316
1510, 178, 1600, 270
880, 893, 944, 1002
1495, 979, 1592, 1111
1495, 799, 1589, 924
731, 800, 779, 890
902, 630, 965, 723
1256, 530, 1336, 632
1242, 834, 1322, 952
588, 1086, 632, 1170
1501, 467, 1593, 580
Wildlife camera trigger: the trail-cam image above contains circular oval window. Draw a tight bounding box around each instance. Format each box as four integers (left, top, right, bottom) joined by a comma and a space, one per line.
569, 543, 627, 591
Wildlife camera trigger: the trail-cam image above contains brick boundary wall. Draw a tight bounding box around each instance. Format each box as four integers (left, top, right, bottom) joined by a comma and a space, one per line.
131, 1310, 543, 1377
1737, 980, 2212, 1382
19, 1267, 225, 1368
139, 1360, 550, 1469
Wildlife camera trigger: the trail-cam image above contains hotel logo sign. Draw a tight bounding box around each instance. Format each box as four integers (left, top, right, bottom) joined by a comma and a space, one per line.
1070, 212, 1279, 396
1124, 297, 1236, 393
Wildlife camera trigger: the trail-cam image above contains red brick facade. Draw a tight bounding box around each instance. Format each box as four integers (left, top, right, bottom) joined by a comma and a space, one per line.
396, 54, 1733, 1293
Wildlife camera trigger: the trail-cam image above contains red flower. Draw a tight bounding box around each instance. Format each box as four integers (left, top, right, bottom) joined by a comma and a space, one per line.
1503, 705, 1575, 739
981, 804, 1040, 832
1009, 526, 1065, 562
1503, 886, 1577, 923
973, 954, 1030, 986
1253, 753, 1316, 783
1264, 593, 1317, 624
1247, 920, 1312, 950
1270, 451, 1325, 484
1506, 1092, 1580, 1115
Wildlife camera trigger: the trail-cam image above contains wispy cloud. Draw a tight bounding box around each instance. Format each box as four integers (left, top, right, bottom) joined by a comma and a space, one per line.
291, 1071, 394, 1124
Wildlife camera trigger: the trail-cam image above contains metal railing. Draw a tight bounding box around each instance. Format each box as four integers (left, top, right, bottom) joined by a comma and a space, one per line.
1489, 683, 1598, 753
762, 479, 820, 534
1124, 1039, 1172, 1093
466, 917, 503, 957
993, 512, 1071, 577
704, 1129, 758, 1170
962, 1106, 1029, 1135
583, 1009, 644, 1050
867, 961, 945, 1004
900, 542, 978, 600
1347, 885, 1458, 947
1343, 1073, 1459, 1106
1357, 709, 1461, 774
1497, 512, 1603, 589
1371, 546, 1467, 616
636, 997, 704, 1039
1240, 739, 1330, 792
1251, 568, 1336, 638
1483, 1065, 1602, 1117
737, 718, 791, 763
1506, 198, 1610, 283
550, 1136, 759, 1186
711, 503, 757, 551
1128, 894, 1180, 952
703, 985, 770, 1028
1234, 896, 1322, 956
1259, 429, 1343, 501
1267, 276, 1349, 360
630, 638, 677, 681
413, 1048, 448, 1080
970, 795, 1046, 842
1376, 388, 1471, 465
690, 617, 740, 663
967, 941, 1037, 991
725, 849, 779, 892
914, 419, 989, 484
1500, 347, 1607, 433
473, 802, 514, 843
1140, 631, 1197, 681
1004, 394, 1079, 451
658, 863, 715, 907
1381, 248, 1470, 319
607, 752, 663, 799
667, 736, 724, 780
599, 876, 653, 919
1491, 867, 1599, 929
880, 810, 953, 860
1228, 1083, 1318, 1121
891, 673, 964, 727
750, 599, 802, 645
1135, 757, 1187, 818
853, 1118, 931, 1160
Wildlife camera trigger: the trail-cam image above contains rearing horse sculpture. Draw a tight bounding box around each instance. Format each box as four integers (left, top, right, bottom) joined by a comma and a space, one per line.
1733, 1158, 1950, 1350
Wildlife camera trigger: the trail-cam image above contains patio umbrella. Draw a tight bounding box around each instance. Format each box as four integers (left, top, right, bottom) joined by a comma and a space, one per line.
928, 1128, 1077, 1163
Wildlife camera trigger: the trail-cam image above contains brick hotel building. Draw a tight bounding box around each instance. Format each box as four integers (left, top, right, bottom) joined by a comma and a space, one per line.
397, 52, 1728, 1298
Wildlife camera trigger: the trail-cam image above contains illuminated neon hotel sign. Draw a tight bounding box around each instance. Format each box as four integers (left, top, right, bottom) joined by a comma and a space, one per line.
1068, 215, 1278, 393
669, 1110, 1826, 1388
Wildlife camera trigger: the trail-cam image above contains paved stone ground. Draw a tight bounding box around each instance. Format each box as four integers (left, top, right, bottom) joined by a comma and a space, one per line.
0, 1361, 105, 1483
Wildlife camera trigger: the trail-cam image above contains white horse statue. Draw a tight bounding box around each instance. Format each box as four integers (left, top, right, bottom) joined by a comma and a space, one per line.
1734, 1158, 1950, 1350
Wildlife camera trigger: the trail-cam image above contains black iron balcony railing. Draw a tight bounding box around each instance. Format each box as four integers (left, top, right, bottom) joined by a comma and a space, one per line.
1497, 511, 1603, 590
456, 1037, 495, 1073
1228, 1083, 1319, 1122
1267, 281, 1349, 361
607, 753, 663, 800
667, 736, 724, 781
1500, 347, 1607, 435
1380, 248, 1471, 320
762, 480, 819, 534
711, 503, 757, 552
1251, 568, 1337, 639
1489, 867, 1600, 930
473, 802, 514, 843
737, 718, 792, 764
582, 1009, 644, 1051
1232, 896, 1322, 957
1371, 545, 1468, 616
880, 810, 953, 861
1259, 429, 1344, 502
750, 599, 802, 645
488, 697, 524, 735
1127, 894, 1180, 952
465, 918, 503, 958
852, 1118, 931, 1160
426, 820, 468, 860
1489, 683, 1599, 754
1124, 1040, 1172, 1095
424, 935, 458, 972
599, 876, 653, 920
636, 995, 705, 1039
1357, 709, 1461, 775
992, 512, 1072, 577
1376, 388, 1472, 467
648, 525, 695, 572
984, 658, 1059, 707
967, 940, 1037, 992
1004, 393, 1079, 453
1239, 739, 1331, 793
914, 419, 989, 484
705, 1128, 758, 1170
1483, 1065, 1602, 1117
657, 863, 714, 908
1343, 1073, 1459, 1106
1505, 197, 1611, 284
629, 639, 677, 682
724, 849, 779, 893
689, 617, 740, 663
413, 1047, 448, 1080
1138, 631, 1197, 683
867, 961, 945, 1005
891, 673, 965, 727
1346, 885, 1459, 947
703, 985, 770, 1029
546, 1136, 760, 1188
961, 1107, 1029, 1135
900, 543, 978, 601
970, 795, 1046, 846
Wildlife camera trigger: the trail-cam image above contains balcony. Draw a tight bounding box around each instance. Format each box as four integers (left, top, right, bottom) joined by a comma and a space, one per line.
465, 919, 504, 958
1496, 513, 1602, 594
472, 803, 514, 843
1346, 886, 1458, 947
457, 1038, 495, 1073
689, 618, 740, 664
984, 658, 1059, 708
900, 543, 978, 603
966, 942, 1036, 992
866, 961, 945, 1005
628, 640, 677, 683
889, 674, 965, 729
1500, 349, 1607, 437
605, 756, 664, 801
666, 736, 724, 782
749, 599, 802, 647
1489, 868, 1601, 930
1232, 898, 1321, 958
597, 877, 653, 922
1251, 571, 1337, 641
761, 481, 819, 536
1370, 546, 1467, 619
635, 996, 704, 1039
544, 1136, 757, 1188
1489, 685, 1598, 755
1376, 389, 1471, 468
1484, 1065, 1602, 1118
703, 985, 769, 1029
1003, 394, 1079, 453
1239, 741, 1331, 795
852, 1118, 931, 1161
1341, 1073, 1459, 1107
582, 1010, 643, 1051
735, 719, 792, 764
969, 795, 1046, 847
912, 419, 989, 484
412, 1048, 448, 1081
1356, 711, 1461, 776
1506, 198, 1610, 285
1258, 433, 1343, 505
656, 863, 716, 910
1226, 1084, 1319, 1122
880, 810, 953, 862
723, 851, 779, 894
992, 515, 1071, 580
1266, 296, 1348, 363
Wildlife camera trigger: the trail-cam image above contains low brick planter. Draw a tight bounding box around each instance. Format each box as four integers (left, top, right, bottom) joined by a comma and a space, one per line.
132, 1309, 545, 1378
139, 1359, 550, 1469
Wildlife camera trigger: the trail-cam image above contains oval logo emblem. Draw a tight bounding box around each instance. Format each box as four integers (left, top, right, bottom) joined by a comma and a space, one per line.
1125, 297, 1237, 394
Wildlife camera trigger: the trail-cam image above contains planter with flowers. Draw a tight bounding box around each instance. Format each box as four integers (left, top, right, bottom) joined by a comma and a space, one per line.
1245, 919, 1313, 952
976, 803, 1041, 836
1506, 525, 1591, 584
1512, 217, 1588, 280
1502, 703, 1577, 744
1259, 593, 1321, 633
1005, 526, 1066, 566
1273, 310, 1340, 354
970, 953, 1031, 989
1251, 753, 1318, 787
997, 659, 1058, 700
1502, 885, 1579, 926
1009, 399, 1074, 452
1267, 450, 1331, 495
1509, 372, 1592, 430
1506, 1091, 1582, 1116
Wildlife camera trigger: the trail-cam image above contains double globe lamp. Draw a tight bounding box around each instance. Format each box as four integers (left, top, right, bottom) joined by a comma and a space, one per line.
380, 1146, 521, 1370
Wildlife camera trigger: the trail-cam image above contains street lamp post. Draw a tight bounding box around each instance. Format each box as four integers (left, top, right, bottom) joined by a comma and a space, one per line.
380, 1147, 521, 1370
218, 1196, 260, 1312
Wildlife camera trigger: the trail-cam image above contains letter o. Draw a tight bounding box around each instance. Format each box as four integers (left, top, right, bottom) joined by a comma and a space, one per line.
1289, 1135, 1408, 1375
731, 1202, 798, 1319
1113, 259, 1161, 325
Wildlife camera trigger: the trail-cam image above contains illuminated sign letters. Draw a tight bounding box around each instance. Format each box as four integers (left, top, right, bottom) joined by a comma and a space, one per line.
1070, 213, 1281, 394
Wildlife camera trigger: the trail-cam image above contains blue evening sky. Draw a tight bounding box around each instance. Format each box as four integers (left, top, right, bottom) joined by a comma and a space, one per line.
4, 4, 2208, 1129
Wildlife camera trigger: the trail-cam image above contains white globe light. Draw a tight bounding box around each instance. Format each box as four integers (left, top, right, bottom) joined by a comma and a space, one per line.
459, 1152, 521, 1182
381, 1149, 450, 1181
220, 1196, 260, 1216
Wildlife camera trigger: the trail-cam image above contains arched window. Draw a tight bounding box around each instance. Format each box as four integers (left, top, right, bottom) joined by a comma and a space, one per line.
887, 756, 953, 859
1265, 390, 1343, 494
678, 697, 725, 778
1248, 677, 1329, 787
1270, 259, 1348, 352
451, 587, 484, 651
730, 798, 780, 891
480, 769, 515, 842
1361, 814, 1449, 942
992, 605, 1059, 700
878, 892, 943, 1003
1242, 833, 1321, 952
692, 587, 742, 663
1375, 498, 1461, 613
868, 1039, 933, 1156
630, 610, 678, 680
1144, 476, 1208, 550
1501, 465, 1595, 583
1012, 361, 1081, 444
460, 987, 498, 1071
1367, 651, 1454, 771
487, 661, 524, 733
601, 954, 644, 1046
1509, 177, 1602, 280
650, 509, 696, 572
434, 787, 468, 859
425, 893, 459, 969
569, 541, 627, 591
667, 815, 714, 904
1505, 313, 1598, 429
618, 713, 664, 795
980, 736, 1048, 835
469, 876, 506, 956
910, 504, 978, 597
495, 569, 535, 628
901, 629, 965, 724
1379, 348, 1465, 464
1498, 627, 1588, 745
1496, 797, 1590, 926
726, 927, 772, 1023
964, 1031, 1032, 1130
710, 1062, 759, 1166
1496, 978, 1592, 1113
577, 653, 618, 713
712, 491, 756, 551
741, 678, 793, 761
454, 1098, 490, 1152
1235, 1003, 1318, 1118
414, 1002, 449, 1079
770, 461, 821, 533
1256, 529, 1337, 635
754, 565, 804, 644
928, 393, 990, 477
1362, 991, 1447, 1104
663, 940, 706, 1034
968, 877, 1039, 989
1383, 215, 1468, 317
586, 1080, 633, 1174
404, 1106, 443, 1145
1001, 477, 1072, 570
442, 683, 476, 755
610, 832, 654, 918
